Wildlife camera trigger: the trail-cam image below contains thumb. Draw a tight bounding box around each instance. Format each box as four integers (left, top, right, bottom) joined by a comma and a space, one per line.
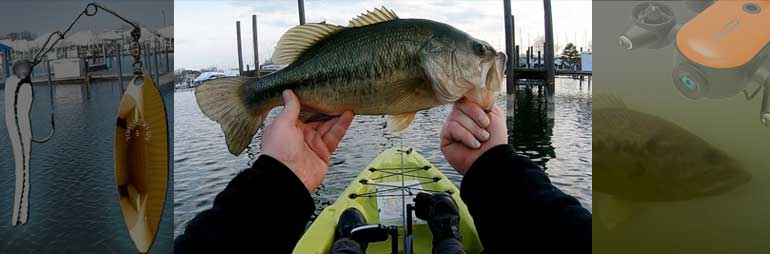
276, 90, 301, 125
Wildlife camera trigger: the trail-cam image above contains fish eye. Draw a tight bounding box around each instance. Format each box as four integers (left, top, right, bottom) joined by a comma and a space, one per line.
472, 42, 485, 56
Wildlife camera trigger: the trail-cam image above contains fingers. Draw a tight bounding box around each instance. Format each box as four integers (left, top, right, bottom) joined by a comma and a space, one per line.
456, 100, 490, 128
316, 113, 343, 136
442, 121, 480, 149
320, 111, 354, 153
275, 90, 301, 126
305, 121, 324, 129
486, 105, 507, 133
489, 104, 504, 118
303, 127, 331, 163
484, 104, 508, 146
303, 111, 353, 162
449, 109, 490, 142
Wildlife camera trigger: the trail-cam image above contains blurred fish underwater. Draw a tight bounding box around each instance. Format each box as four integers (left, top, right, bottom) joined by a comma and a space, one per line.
593, 94, 751, 228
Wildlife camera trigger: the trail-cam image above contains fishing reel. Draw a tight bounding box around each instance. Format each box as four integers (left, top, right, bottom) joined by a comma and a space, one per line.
620, 1, 770, 127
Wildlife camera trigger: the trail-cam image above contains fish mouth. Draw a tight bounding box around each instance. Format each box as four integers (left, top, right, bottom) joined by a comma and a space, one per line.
466, 52, 506, 109
695, 162, 752, 197
481, 53, 505, 92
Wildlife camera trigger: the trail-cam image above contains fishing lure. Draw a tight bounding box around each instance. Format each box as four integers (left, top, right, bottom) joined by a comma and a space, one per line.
3, 3, 169, 253
5, 61, 32, 225
4, 59, 54, 225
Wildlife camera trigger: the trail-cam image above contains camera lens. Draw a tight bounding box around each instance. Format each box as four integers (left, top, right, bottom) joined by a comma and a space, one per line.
673, 62, 707, 99
743, 3, 761, 14
680, 75, 698, 91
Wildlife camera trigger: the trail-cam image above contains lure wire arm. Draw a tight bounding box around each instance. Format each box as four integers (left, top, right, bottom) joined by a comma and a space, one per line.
26, 2, 145, 143
32, 3, 141, 67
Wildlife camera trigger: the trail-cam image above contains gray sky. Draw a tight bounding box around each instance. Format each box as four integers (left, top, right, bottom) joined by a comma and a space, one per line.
0, 0, 172, 35
175, 0, 591, 70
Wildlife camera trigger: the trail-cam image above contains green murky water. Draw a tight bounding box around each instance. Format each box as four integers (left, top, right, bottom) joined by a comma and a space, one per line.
593, 1, 770, 253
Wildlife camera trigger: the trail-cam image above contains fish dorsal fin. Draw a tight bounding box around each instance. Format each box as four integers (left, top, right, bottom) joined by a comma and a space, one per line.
348, 6, 399, 27
593, 93, 628, 109
272, 23, 344, 65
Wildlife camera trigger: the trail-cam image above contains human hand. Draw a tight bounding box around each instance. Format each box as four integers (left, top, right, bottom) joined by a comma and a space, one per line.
261, 90, 354, 192
440, 99, 507, 174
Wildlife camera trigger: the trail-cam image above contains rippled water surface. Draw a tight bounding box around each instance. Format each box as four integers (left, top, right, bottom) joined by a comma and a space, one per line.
0, 81, 173, 253
174, 78, 592, 236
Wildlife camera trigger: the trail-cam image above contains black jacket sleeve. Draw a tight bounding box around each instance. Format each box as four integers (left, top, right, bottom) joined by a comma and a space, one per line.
174, 155, 315, 254
460, 144, 591, 253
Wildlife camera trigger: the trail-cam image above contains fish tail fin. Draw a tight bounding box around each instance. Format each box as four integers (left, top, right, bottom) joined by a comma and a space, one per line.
195, 77, 266, 155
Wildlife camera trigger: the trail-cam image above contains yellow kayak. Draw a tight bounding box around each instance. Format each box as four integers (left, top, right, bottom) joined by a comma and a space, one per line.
294, 147, 482, 254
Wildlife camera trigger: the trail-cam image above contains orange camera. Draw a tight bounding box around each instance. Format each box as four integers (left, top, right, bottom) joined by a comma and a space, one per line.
621, 1, 770, 127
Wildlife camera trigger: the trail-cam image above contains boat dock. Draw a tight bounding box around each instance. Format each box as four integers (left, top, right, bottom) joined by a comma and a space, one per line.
1, 27, 174, 88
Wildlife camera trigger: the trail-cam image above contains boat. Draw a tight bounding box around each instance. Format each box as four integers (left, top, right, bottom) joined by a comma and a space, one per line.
293, 147, 483, 254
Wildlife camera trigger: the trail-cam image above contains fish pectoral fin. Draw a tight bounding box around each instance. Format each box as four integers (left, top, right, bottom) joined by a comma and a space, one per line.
348, 6, 399, 27
598, 196, 635, 230
299, 111, 337, 123
272, 23, 344, 65
386, 112, 416, 132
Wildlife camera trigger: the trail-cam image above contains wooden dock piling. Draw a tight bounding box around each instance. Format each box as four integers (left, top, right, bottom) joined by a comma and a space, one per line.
543, 0, 556, 87
515, 45, 520, 67
116, 42, 123, 87
253, 15, 260, 77
236, 21, 244, 74
298, 0, 306, 25
504, 0, 516, 118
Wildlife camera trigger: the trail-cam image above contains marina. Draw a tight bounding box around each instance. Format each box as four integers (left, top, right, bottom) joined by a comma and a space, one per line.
1, 26, 174, 89
172, 2, 593, 241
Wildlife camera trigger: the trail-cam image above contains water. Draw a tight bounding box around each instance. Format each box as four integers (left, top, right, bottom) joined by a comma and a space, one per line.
0, 80, 173, 253
594, 1, 770, 253
173, 78, 593, 236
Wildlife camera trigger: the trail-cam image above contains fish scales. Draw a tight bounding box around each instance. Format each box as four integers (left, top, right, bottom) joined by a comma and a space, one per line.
260, 21, 433, 113
195, 7, 506, 155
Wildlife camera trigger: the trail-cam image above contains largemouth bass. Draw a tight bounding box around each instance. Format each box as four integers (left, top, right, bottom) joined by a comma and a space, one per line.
593, 94, 751, 227
196, 7, 506, 155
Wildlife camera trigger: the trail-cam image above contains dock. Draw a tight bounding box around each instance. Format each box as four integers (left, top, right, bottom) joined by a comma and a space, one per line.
28, 39, 174, 90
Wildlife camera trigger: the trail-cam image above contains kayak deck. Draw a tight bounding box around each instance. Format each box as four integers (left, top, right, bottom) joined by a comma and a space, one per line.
294, 147, 482, 254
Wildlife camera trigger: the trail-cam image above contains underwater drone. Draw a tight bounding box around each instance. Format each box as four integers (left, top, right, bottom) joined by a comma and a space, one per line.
619, 0, 770, 127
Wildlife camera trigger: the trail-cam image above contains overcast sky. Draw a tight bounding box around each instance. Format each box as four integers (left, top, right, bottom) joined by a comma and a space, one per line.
0, 0, 172, 35
175, 0, 591, 70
